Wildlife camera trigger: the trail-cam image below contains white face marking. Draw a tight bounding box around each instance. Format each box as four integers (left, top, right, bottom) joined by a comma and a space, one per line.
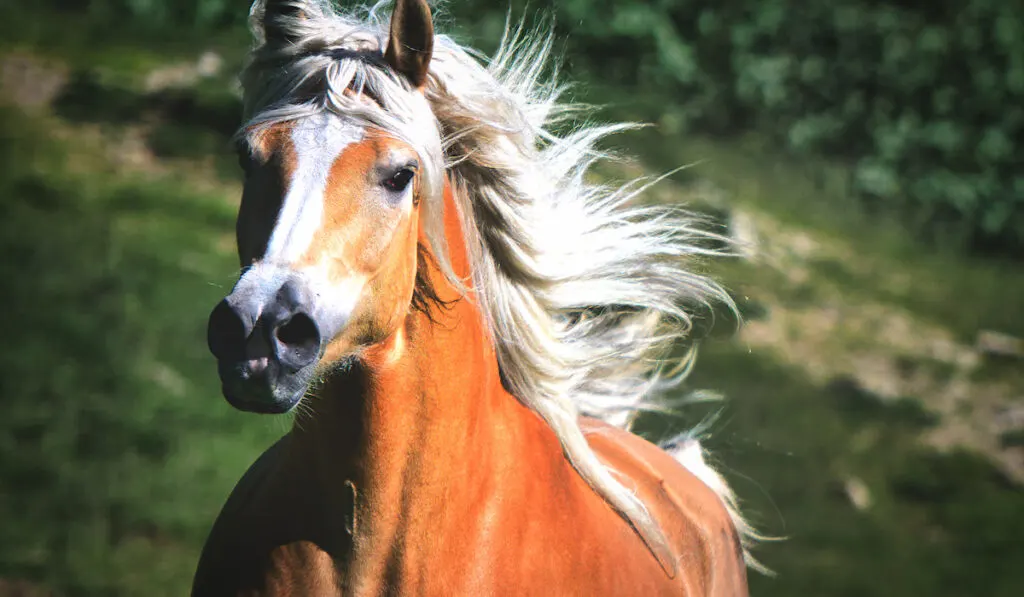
226, 260, 364, 354
263, 112, 365, 263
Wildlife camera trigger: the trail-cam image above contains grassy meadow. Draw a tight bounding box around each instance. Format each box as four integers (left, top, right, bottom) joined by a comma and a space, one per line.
1, 3, 1022, 596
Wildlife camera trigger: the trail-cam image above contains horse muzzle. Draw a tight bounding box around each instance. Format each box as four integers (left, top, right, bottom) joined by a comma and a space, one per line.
207, 274, 324, 414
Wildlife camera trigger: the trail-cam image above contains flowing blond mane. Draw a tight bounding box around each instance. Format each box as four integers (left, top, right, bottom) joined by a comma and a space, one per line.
241, 0, 757, 568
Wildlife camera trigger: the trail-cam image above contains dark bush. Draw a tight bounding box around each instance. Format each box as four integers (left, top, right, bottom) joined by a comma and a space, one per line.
40, 0, 242, 31
539, 0, 1024, 255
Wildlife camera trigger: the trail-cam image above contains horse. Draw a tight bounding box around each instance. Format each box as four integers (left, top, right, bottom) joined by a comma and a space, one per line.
195, 1, 756, 594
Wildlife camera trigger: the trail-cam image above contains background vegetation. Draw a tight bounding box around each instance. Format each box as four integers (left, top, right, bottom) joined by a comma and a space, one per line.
545, 0, 1024, 255
0, 1, 1022, 595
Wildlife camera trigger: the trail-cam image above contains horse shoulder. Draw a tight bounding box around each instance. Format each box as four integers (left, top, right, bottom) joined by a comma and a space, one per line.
580, 418, 750, 597
191, 436, 343, 597
191, 436, 285, 595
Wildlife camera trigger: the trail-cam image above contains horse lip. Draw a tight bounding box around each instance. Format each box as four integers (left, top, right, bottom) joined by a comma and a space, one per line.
223, 389, 298, 414
216, 357, 309, 414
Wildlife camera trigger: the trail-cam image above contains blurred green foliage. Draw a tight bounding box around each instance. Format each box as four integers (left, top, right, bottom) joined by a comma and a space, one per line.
0, 105, 281, 594
525, 0, 1024, 254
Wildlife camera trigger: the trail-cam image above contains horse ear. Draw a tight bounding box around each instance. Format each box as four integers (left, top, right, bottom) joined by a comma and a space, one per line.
258, 0, 311, 46
384, 0, 434, 89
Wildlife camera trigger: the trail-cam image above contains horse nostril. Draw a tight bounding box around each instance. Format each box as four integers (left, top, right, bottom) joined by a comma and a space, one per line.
274, 312, 320, 369
276, 313, 317, 346
208, 300, 250, 361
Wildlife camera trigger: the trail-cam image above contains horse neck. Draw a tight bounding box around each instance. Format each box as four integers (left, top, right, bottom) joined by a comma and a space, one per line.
285, 180, 541, 550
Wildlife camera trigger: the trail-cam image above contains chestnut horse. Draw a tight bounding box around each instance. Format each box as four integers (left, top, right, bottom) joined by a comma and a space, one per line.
195, 1, 755, 594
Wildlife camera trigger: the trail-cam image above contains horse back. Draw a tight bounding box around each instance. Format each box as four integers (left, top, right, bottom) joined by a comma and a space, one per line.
581, 418, 750, 597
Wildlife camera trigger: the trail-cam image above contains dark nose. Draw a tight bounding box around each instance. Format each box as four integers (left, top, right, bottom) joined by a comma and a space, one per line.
208, 297, 322, 371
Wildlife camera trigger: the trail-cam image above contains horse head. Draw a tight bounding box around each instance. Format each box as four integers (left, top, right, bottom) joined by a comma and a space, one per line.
207, 0, 439, 414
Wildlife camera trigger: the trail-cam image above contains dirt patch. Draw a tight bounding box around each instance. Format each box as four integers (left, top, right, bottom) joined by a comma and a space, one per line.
665, 179, 1024, 482
144, 51, 224, 92
0, 53, 68, 110
740, 293, 1023, 479
2, 46, 227, 106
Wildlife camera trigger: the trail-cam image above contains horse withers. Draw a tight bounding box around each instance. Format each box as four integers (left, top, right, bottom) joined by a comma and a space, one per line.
195, 1, 755, 594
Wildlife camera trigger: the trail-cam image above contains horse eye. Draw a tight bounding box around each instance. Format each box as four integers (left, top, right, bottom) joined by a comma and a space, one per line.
382, 168, 415, 192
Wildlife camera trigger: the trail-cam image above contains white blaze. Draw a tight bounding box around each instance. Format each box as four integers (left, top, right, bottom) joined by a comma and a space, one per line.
264, 112, 365, 263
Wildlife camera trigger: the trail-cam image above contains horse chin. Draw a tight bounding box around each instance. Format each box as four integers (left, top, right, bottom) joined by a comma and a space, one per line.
216, 358, 316, 415
224, 391, 301, 414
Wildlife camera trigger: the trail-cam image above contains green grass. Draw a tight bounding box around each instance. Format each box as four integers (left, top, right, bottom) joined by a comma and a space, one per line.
0, 107, 281, 596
